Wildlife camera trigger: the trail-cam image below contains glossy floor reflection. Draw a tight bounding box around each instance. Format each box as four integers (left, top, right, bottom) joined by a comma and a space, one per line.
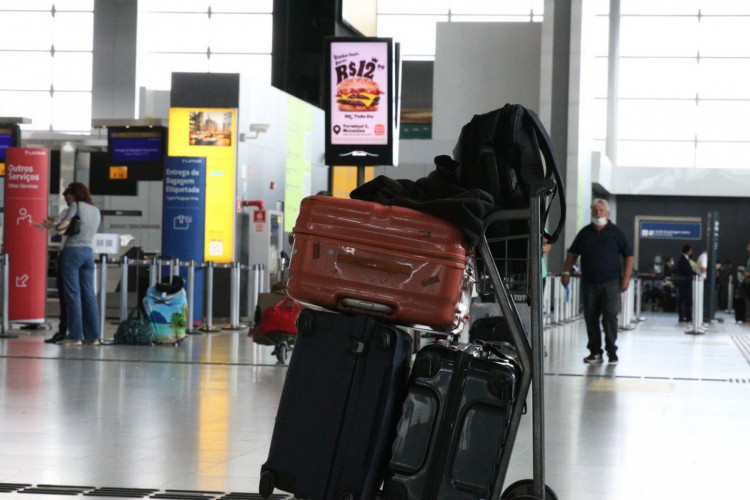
0, 311, 749, 499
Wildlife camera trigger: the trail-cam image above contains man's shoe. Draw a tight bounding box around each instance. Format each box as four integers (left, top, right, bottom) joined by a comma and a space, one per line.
608, 353, 619, 365
59, 339, 83, 346
583, 353, 603, 364
44, 332, 67, 344
83, 339, 102, 346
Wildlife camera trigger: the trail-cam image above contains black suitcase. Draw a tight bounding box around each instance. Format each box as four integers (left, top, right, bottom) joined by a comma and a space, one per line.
382, 342, 520, 500
259, 309, 412, 500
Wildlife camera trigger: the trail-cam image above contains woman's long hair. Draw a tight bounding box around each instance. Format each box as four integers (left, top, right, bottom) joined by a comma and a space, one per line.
63, 182, 94, 205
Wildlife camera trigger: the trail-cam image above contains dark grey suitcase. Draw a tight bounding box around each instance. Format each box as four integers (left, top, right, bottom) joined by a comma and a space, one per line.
382, 342, 520, 500
259, 309, 412, 500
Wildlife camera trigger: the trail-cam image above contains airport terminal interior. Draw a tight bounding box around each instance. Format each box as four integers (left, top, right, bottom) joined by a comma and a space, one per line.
3, 1, 750, 499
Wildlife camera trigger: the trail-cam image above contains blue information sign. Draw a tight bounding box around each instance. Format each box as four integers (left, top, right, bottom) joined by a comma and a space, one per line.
162, 156, 207, 320
639, 221, 702, 240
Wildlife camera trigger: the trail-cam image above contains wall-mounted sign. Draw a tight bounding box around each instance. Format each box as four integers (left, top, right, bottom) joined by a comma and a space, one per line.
325, 38, 397, 166
639, 220, 702, 240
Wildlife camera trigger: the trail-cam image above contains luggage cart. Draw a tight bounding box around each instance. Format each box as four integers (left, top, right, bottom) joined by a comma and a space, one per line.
476, 180, 558, 500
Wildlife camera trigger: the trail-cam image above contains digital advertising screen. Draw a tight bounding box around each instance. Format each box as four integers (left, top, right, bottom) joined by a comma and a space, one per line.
325, 38, 396, 166
0, 123, 20, 176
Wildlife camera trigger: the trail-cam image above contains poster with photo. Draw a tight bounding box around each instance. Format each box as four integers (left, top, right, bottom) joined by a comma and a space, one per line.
325, 38, 395, 166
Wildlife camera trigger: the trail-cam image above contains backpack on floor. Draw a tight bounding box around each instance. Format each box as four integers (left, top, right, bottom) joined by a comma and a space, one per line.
453, 104, 566, 275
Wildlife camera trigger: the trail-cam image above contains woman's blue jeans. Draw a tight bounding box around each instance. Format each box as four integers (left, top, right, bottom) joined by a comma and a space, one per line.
59, 247, 100, 341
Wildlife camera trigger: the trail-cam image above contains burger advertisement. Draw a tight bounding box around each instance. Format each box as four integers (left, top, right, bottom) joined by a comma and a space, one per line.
325, 38, 396, 166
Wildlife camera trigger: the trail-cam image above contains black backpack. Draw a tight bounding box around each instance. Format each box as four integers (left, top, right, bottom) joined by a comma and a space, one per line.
453, 104, 566, 276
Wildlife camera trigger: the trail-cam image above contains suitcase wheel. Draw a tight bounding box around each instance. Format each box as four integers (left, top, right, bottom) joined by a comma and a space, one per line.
500, 478, 558, 500
412, 351, 441, 379
258, 469, 276, 498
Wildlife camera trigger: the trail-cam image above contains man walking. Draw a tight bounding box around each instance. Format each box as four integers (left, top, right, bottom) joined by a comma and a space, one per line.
561, 199, 634, 364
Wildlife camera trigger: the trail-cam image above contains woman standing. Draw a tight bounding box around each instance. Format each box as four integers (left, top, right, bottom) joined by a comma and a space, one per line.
43, 183, 101, 345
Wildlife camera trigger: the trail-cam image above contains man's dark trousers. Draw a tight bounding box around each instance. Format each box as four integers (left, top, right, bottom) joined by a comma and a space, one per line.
581, 280, 620, 355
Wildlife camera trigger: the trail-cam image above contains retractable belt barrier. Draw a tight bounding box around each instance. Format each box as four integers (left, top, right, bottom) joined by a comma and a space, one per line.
86, 256, 267, 337
547, 275, 581, 327
0, 253, 268, 338
686, 275, 708, 335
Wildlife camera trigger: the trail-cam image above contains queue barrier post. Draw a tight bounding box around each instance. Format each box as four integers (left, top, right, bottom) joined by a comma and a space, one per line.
98, 254, 107, 340
186, 260, 197, 334
200, 261, 220, 333
0, 254, 15, 338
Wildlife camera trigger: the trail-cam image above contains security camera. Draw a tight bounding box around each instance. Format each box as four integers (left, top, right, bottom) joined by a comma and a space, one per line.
249, 123, 270, 134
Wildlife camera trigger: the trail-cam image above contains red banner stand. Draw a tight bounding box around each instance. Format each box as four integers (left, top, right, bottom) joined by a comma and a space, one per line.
3, 147, 49, 324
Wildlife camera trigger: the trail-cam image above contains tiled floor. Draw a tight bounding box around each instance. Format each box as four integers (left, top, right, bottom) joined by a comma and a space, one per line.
1, 310, 749, 499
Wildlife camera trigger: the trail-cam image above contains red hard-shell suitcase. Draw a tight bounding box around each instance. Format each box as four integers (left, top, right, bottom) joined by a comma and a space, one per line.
287, 196, 471, 332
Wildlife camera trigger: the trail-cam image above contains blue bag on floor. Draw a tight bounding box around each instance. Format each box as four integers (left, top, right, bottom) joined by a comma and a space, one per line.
142, 277, 188, 345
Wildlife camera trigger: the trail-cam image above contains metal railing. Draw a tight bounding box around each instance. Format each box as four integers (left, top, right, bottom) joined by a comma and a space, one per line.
0, 253, 268, 339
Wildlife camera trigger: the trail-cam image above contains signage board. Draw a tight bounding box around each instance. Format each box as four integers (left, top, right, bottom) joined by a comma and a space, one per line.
168, 108, 236, 263
162, 156, 207, 319
3, 147, 48, 322
639, 221, 702, 240
325, 38, 397, 166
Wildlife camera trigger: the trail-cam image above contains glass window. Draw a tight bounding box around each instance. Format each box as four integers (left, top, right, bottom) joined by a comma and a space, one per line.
378, 15, 448, 58
209, 0, 272, 13
0, 91, 53, 130
695, 101, 750, 142
452, 15, 541, 23
138, 53, 211, 90
618, 100, 697, 141
141, 13, 209, 52
55, 0, 94, 9
698, 17, 750, 57
52, 92, 92, 132
620, 0, 701, 16
697, 59, 750, 100
208, 13, 273, 53
619, 59, 697, 99
53, 12, 94, 51
378, 0, 449, 15
0, 11, 53, 50
137, 1, 274, 92
0, 0, 52, 10
450, 0, 542, 16
139, 0, 207, 13
619, 17, 698, 57
618, 141, 696, 168
208, 54, 272, 82
0, 53, 52, 90
696, 142, 750, 169
53, 52, 93, 91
